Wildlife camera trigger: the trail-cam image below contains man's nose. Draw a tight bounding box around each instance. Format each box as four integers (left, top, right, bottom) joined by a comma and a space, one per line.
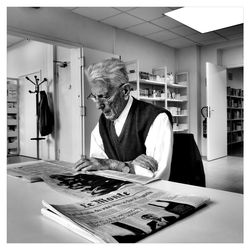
96, 101, 105, 110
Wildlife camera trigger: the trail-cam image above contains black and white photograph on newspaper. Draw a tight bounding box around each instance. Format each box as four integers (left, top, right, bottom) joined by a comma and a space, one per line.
42, 172, 135, 199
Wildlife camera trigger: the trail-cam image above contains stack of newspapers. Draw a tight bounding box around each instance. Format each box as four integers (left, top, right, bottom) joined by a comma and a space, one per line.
8, 160, 209, 243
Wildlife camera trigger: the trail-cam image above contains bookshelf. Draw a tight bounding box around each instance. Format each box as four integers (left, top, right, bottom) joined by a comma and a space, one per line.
227, 87, 244, 147
7, 78, 20, 155
167, 72, 189, 132
126, 60, 189, 133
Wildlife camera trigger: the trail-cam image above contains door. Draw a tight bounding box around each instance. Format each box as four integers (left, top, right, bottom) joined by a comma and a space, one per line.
206, 62, 227, 160
55, 46, 83, 162
83, 48, 119, 157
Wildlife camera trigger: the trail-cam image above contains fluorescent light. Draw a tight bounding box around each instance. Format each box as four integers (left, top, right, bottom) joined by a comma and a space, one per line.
165, 7, 243, 33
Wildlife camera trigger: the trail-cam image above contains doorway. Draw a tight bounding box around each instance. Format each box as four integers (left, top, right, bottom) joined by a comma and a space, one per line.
7, 34, 83, 162
226, 67, 244, 157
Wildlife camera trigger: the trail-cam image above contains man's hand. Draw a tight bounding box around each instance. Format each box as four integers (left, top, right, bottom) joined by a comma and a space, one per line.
73, 157, 134, 173
74, 157, 109, 172
131, 154, 158, 173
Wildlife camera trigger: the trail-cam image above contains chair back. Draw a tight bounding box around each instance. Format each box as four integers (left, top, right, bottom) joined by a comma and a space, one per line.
169, 133, 206, 187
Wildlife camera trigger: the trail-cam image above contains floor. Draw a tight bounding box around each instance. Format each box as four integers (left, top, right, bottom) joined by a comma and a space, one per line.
203, 156, 243, 194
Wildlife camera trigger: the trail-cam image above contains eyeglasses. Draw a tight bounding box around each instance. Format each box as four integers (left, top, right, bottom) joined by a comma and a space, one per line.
87, 83, 127, 104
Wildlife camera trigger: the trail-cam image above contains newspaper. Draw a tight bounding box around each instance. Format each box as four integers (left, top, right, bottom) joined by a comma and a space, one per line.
7, 160, 75, 182
41, 184, 209, 243
42, 172, 136, 199
7, 160, 157, 185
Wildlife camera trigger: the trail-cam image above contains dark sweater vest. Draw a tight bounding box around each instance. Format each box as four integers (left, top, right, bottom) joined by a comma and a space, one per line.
99, 98, 173, 162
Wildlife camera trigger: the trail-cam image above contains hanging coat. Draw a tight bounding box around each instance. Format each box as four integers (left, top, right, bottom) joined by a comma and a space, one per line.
39, 91, 54, 136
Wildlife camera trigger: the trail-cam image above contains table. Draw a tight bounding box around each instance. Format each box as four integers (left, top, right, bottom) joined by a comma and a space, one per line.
7, 173, 243, 243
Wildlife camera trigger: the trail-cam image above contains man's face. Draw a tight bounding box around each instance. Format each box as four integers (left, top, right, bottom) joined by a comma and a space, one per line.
90, 81, 126, 121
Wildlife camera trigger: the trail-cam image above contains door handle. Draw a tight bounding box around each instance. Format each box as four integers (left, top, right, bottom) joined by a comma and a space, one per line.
201, 106, 208, 118
208, 107, 215, 117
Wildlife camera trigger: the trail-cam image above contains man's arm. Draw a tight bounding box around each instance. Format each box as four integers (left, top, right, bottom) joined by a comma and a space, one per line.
145, 112, 173, 180
74, 114, 173, 177
74, 123, 135, 173
74, 123, 156, 174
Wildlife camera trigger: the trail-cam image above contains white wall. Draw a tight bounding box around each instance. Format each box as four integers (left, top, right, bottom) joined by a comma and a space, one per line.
222, 46, 243, 68
7, 7, 114, 53
175, 46, 201, 147
7, 40, 55, 159
227, 67, 243, 89
115, 29, 176, 73
7, 7, 177, 74
200, 40, 243, 156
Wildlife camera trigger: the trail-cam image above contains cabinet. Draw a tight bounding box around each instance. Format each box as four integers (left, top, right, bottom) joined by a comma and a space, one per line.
227, 87, 244, 146
126, 59, 167, 109
7, 78, 19, 155
167, 72, 189, 132
126, 60, 189, 133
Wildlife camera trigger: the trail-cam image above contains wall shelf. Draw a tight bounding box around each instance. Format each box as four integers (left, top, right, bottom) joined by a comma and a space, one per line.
126, 60, 189, 133
167, 72, 189, 133
7, 78, 20, 156
227, 129, 243, 133
227, 86, 244, 149
227, 95, 243, 99
228, 140, 243, 145
139, 96, 165, 101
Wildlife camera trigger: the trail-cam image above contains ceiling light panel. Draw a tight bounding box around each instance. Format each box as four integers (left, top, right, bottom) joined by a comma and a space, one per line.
165, 7, 243, 33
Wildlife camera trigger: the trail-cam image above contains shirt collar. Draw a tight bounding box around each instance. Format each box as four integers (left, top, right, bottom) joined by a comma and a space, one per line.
113, 95, 133, 125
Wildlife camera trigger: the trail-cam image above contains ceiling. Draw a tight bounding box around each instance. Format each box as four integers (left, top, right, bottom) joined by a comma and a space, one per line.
7, 7, 243, 49
7, 34, 26, 48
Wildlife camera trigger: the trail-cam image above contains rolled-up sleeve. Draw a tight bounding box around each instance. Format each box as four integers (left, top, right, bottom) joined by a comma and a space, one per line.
144, 113, 173, 180
90, 123, 108, 159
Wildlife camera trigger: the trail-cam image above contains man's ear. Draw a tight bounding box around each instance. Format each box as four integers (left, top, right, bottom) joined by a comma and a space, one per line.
123, 84, 131, 100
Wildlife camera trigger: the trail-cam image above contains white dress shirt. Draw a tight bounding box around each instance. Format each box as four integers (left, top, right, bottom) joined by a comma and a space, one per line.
90, 96, 173, 180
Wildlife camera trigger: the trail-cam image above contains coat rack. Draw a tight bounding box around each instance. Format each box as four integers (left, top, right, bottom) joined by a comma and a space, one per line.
26, 75, 47, 159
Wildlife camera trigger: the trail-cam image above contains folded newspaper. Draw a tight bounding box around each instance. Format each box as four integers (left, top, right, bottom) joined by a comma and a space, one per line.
8, 160, 210, 242
7, 160, 157, 185
7, 160, 75, 182
41, 184, 209, 243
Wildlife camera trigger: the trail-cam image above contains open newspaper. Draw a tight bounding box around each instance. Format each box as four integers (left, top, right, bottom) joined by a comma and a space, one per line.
7, 160, 75, 182
41, 183, 209, 243
7, 160, 157, 185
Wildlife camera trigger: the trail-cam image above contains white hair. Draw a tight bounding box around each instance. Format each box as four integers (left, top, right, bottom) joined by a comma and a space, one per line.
85, 58, 129, 88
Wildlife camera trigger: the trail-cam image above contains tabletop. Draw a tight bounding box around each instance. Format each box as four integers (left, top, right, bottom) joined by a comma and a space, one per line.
7, 171, 243, 243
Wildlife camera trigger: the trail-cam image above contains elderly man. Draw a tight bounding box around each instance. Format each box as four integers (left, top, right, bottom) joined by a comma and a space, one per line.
74, 58, 173, 179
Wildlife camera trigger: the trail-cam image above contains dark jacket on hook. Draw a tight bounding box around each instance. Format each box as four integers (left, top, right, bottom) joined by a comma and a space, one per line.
39, 91, 54, 136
